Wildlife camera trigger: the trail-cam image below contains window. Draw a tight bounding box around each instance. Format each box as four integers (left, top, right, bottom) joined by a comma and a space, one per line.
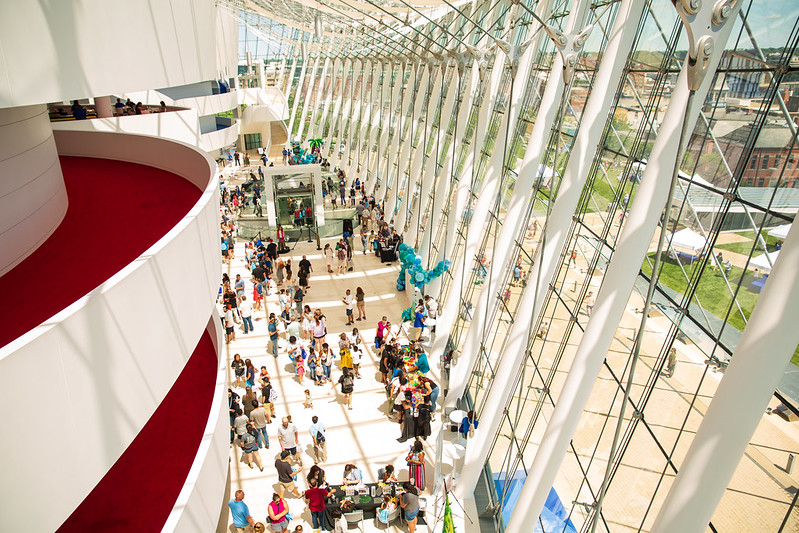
243, 133, 262, 150
774, 155, 781, 169
749, 156, 758, 169
758, 178, 766, 186
761, 155, 769, 169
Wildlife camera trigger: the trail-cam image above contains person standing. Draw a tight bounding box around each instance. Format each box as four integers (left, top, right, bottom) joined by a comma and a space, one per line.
235, 274, 246, 300
406, 439, 426, 493
336, 245, 347, 275
399, 482, 420, 533
276, 224, 286, 252
250, 402, 270, 449
342, 289, 354, 325
304, 480, 334, 532
319, 343, 334, 383
583, 291, 595, 317
240, 424, 264, 471
309, 415, 327, 464
277, 417, 302, 466
410, 302, 425, 342
268, 492, 292, 532
299, 255, 313, 275
268, 313, 280, 358
423, 295, 437, 334
239, 295, 254, 334
459, 410, 479, 441
225, 304, 239, 344
232, 353, 246, 388
324, 243, 334, 273
293, 285, 304, 317
275, 451, 302, 499
355, 287, 366, 321
228, 490, 256, 533
332, 368, 355, 410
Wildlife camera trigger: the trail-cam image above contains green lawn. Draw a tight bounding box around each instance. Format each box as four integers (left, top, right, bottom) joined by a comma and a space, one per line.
642, 253, 799, 366
715, 230, 780, 256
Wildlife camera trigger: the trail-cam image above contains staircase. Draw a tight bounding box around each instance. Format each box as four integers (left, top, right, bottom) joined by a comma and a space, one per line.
269, 121, 288, 160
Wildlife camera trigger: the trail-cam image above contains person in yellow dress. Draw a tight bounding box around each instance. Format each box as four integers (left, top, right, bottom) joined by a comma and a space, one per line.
338, 332, 353, 370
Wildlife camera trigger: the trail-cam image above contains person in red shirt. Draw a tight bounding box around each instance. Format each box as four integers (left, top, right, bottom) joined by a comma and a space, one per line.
304, 480, 334, 531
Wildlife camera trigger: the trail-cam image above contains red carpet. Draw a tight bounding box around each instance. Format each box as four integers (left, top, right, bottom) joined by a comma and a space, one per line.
0, 156, 202, 349
56, 331, 219, 532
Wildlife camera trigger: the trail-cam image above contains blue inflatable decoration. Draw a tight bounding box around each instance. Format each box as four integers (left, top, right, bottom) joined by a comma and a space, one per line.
396, 246, 451, 292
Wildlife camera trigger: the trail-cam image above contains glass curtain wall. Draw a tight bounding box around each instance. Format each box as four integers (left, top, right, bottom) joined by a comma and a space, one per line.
475, 0, 799, 531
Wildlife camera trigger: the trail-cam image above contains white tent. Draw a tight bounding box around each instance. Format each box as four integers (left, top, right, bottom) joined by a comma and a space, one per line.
768, 224, 791, 241
536, 164, 555, 178
669, 228, 707, 258
749, 250, 780, 273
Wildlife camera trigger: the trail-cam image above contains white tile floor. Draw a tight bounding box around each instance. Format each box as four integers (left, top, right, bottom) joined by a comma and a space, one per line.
223, 235, 471, 532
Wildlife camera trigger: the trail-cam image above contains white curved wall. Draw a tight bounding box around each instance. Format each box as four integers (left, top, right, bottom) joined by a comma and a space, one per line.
240, 87, 289, 121
0, 130, 221, 532
0, 0, 217, 108
166, 319, 230, 533
52, 109, 202, 151
200, 122, 240, 153
0, 104, 68, 276
175, 91, 238, 116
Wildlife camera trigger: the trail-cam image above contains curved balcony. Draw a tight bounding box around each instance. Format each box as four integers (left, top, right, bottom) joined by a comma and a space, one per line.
0, 130, 224, 532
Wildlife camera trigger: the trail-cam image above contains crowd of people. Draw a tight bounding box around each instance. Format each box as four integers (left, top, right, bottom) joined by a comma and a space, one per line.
219, 152, 449, 533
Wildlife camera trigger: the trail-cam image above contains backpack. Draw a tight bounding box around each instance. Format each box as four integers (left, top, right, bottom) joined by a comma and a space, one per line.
342, 375, 354, 393
337, 248, 346, 260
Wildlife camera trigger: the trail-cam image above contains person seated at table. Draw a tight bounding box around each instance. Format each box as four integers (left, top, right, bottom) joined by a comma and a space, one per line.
331, 509, 346, 533
377, 495, 398, 524
342, 463, 363, 485
381, 464, 398, 483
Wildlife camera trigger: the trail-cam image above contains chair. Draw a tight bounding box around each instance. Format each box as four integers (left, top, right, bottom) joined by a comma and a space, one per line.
344, 509, 364, 532
375, 507, 401, 529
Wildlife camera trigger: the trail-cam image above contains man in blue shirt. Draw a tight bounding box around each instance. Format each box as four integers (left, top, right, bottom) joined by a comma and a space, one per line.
410, 300, 426, 342
228, 489, 255, 532
268, 313, 279, 358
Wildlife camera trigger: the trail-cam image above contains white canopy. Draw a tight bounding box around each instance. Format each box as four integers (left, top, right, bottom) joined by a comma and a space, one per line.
536, 164, 555, 178
749, 250, 780, 273
768, 224, 791, 240
669, 228, 707, 257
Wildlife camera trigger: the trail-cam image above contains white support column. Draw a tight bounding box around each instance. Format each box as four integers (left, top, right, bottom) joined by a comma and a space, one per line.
356, 59, 375, 180
281, 54, 296, 97
429, 53, 504, 361
397, 62, 437, 232
287, 48, 309, 143
311, 165, 325, 226
333, 58, 356, 168
277, 56, 288, 92
504, 5, 740, 530
373, 61, 402, 199
408, 62, 453, 248
296, 55, 320, 142
453, 0, 645, 500
329, 58, 351, 166
344, 59, 364, 174
307, 57, 329, 140
651, 222, 799, 532
445, 0, 583, 408
363, 60, 384, 190
323, 58, 345, 159
94, 96, 113, 118
425, 60, 478, 297
384, 62, 416, 216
